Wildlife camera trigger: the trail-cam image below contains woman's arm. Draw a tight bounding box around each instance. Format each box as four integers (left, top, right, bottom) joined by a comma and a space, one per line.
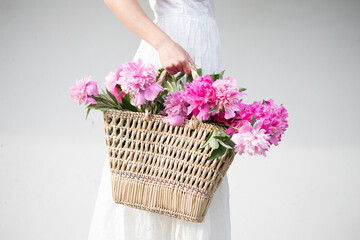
104, 0, 194, 75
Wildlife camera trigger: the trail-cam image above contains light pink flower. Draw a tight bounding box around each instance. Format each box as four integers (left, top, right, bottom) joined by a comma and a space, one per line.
231, 119, 271, 156
69, 75, 98, 105
105, 69, 126, 102
212, 77, 246, 119
161, 90, 189, 126
116, 59, 164, 106
184, 75, 216, 121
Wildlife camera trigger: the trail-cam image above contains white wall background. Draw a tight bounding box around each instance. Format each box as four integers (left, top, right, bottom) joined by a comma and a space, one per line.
1, 0, 359, 239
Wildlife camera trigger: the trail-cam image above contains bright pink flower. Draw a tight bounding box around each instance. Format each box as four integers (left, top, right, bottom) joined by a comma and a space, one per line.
105, 69, 126, 102
213, 100, 241, 123
212, 100, 248, 135
184, 75, 216, 121
227, 101, 268, 134
231, 119, 271, 156
116, 59, 164, 106
161, 90, 189, 126
226, 100, 288, 145
261, 99, 289, 145
212, 77, 245, 119
69, 75, 98, 105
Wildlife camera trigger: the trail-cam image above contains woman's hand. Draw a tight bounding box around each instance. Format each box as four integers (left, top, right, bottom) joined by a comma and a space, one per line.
156, 40, 195, 75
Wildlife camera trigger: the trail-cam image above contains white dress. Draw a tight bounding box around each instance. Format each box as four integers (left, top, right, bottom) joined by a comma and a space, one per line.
88, 0, 231, 239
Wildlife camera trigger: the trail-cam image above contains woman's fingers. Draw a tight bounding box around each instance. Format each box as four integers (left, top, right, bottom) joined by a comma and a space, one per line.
164, 63, 181, 75
157, 40, 195, 75
166, 69, 177, 75
164, 60, 193, 75
174, 58, 193, 75
182, 61, 191, 75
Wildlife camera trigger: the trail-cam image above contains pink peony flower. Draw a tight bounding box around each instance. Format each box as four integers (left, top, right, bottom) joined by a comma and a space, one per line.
161, 90, 189, 126
226, 101, 265, 134
261, 99, 289, 145
105, 69, 126, 102
212, 77, 246, 119
213, 100, 241, 122
70, 75, 98, 105
226, 100, 288, 145
231, 119, 271, 156
184, 75, 216, 121
213, 100, 248, 135
116, 59, 164, 106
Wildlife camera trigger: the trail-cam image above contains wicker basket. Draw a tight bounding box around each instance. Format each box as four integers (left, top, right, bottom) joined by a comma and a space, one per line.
103, 67, 236, 222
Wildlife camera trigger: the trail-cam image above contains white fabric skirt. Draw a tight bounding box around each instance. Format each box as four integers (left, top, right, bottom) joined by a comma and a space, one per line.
88, 14, 231, 240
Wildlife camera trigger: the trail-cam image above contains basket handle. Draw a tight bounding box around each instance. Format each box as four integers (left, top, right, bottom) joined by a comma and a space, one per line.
143, 62, 201, 130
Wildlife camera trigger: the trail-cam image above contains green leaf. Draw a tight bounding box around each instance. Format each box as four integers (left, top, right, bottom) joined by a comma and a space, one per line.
86, 107, 92, 120
213, 136, 228, 141
106, 89, 120, 107
175, 72, 185, 81
86, 104, 98, 109
209, 73, 216, 82
177, 80, 185, 91
175, 80, 185, 91
209, 137, 219, 149
207, 108, 218, 113
152, 97, 164, 114
100, 89, 107, 95
218, 70, 225, 79
196, 68, 202, 76
90, 103, 111, 110
185, 73, 193, 83
226, 138, 236, 157
227, 139, 235, 148
251, 113, 256, 126
86, 100, 114, 112
96, 107, 113, 112
92, 94, 114, 105
162, 80, 176, 92
218, 140, 233, 149
162, 74, 175, 83
212, 131, 233, 149
238, 87, 247, 92
157, 67, 165, 75
141, 102, 147, 112
209, 70, 225, 82
218, 128, 229, 137
208, 145, 227, 160
200, 129, 216, 149
92, 95, 119, 109
120, 93, 138, 112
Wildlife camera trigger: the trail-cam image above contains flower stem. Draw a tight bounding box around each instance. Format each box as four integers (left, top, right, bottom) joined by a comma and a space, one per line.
220, 122, 240, 131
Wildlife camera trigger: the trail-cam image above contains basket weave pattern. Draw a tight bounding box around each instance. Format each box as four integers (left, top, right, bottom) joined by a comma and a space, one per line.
104, 109, 235, 222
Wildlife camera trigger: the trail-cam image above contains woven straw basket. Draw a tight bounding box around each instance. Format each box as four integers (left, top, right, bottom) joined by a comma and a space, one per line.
103, 67, 236, 222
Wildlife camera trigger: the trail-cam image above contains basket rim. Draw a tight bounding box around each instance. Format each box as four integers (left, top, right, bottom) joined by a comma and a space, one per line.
104, 109, 226, 131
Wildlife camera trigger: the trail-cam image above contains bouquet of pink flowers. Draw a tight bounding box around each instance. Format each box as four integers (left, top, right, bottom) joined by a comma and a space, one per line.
70, 59, 288, 158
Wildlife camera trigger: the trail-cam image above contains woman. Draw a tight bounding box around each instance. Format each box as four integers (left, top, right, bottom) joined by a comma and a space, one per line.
88, 0, 231, 239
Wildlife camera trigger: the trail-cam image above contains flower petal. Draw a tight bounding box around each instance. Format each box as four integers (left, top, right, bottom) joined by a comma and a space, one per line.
224, 109, 235, 119
195, 104, 211, 121
133, 91, 146, 106
86, 81, 99, 95
87, 97, 97, 104
163, 115, 186, 126
144, 82, 164, 101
